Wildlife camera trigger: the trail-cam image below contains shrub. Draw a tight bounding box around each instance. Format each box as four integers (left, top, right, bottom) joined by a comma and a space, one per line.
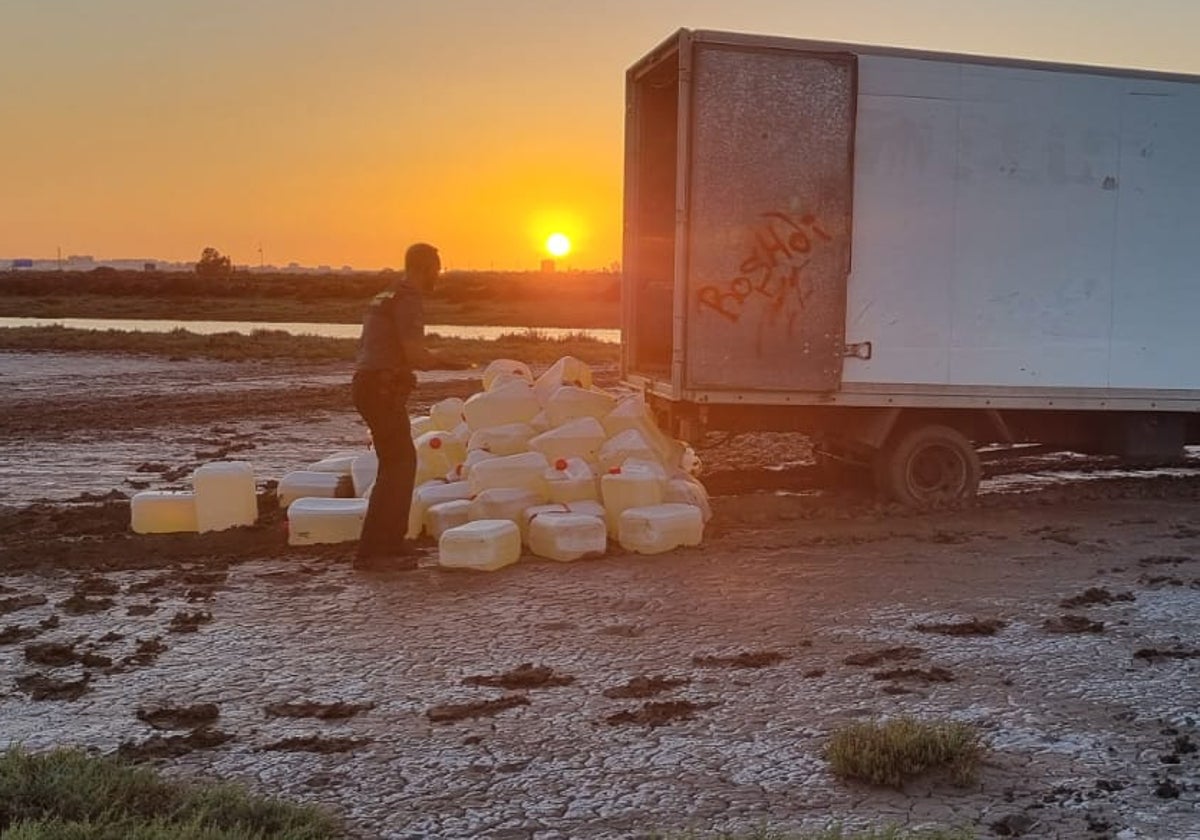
0, 746, 339, 838
824, 717, 983, 788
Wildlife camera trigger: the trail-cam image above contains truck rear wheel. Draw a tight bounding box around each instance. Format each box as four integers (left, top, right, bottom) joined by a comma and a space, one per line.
876, 425, 981, 506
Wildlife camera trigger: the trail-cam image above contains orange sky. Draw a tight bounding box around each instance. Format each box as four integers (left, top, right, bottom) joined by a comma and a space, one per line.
2, 1, 1198, 270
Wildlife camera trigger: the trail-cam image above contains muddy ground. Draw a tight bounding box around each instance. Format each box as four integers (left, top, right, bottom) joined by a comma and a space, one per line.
1, 350, 1198, 839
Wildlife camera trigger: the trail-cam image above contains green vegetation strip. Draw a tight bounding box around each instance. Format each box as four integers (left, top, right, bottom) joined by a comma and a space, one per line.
0, 325, 620, 367
825, 717, 983, 789
0, 746, 339, 839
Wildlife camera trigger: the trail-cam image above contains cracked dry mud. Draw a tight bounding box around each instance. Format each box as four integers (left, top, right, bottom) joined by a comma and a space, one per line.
2, 353, 1200, 838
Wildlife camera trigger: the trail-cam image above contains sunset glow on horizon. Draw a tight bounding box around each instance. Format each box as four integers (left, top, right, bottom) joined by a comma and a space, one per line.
3, 1, 1198, 271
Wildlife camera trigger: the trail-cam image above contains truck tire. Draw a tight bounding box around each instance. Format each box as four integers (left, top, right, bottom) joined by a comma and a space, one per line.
877, 425, 981, 506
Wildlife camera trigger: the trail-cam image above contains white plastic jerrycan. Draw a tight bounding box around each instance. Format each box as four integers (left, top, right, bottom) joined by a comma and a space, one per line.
664, 474, 713, 522
598, 429, 661, 473
439, 519, 521, 571
131, 491, 199, 534
425, 498, 472, 540
482, 359, 534, 391
463, 380, 540, 430
618, 503, 704, 555
467, 487, 543, 526
407, 480, 473, 539
529, 416, 606, 465
544, 386, 617, 427
429, 397, 466, 431
350, 453, 378, 497
600, 462, 664, 536
533, 355, 594, 405
529, 512, 608, 562
467, 451, 550, 497
415, 431, 467, 484
193, 461, 257, 532
542, 456, 599, 504
277, 471, 343, 509
287, 497, 368, 546
467, 422, 536, 456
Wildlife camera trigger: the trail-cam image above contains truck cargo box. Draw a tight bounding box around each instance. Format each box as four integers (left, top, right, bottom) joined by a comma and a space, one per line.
623, 29, 1200, 503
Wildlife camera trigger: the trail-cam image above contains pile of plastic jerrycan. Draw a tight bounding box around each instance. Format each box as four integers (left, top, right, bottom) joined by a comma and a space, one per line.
284, 355, 711, 571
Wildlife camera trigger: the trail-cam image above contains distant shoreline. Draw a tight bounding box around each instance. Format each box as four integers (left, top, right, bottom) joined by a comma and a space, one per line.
0, 269, 621, 330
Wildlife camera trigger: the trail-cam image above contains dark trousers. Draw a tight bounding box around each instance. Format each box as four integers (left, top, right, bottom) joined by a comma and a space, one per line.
352, 370, 416, 557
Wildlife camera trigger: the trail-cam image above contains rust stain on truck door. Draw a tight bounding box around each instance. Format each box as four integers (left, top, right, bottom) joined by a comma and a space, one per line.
685, 42, 856, 392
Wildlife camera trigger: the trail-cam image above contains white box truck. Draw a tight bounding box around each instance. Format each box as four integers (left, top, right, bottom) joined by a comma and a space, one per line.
622, 29, 1200, 505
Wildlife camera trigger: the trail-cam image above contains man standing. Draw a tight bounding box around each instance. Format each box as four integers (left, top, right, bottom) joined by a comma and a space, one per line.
352, 242, 443, 571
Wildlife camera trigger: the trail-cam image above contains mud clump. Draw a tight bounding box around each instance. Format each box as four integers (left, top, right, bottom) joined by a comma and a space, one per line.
605, 700, 718, 727
844, 646, 924, 667
1044, 614, 1105, 634
38, 614, 60, 629
118, 727, 232, 761
463, 664, 574, 689
122, 636, 168, 667
803, 668, 826, 678
137, 703, 220, 730
74, 576, 120, 597
427, 695, 530, 723
0, 625, 41, 645
127, 604, 157, 616
59, 593, 115, 615
265, 701, 375, 720
0, 594, 48, 616
168, 610, 213, 633
692, 650, 788, 669
24, 641, 81, 667
260, 736, 370, 753
1059, 587, 1135, 608
914, 618, 1006, 636
16, 673, 91, 701
1138, 554, 1197, 566
1134, 647, 1200, 663
872, 666, 955, 683
603, 676, 690, 699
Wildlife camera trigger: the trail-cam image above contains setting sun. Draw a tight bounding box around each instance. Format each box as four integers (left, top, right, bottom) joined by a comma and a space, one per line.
546, 233, 572, 258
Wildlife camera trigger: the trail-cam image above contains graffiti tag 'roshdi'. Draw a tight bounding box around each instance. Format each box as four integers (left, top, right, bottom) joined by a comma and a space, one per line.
697, 211, 832, 331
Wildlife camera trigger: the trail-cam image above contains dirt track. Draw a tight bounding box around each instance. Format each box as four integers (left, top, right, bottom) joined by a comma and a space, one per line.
1, 350, 1198, 838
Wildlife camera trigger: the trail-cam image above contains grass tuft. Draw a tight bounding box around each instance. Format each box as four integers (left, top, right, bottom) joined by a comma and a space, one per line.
824, 717, 983, 788
0, 746, 339, 839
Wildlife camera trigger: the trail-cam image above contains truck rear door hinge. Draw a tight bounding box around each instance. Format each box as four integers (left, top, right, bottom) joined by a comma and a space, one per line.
843, 341, 872, 360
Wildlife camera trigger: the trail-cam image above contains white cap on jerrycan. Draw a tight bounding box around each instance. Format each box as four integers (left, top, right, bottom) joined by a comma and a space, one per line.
466, 422, 536, 456
415, 430, 467, 485
544, 386, 616, 427
529, 416, 606, 464
463, 380, 540, 430
482, 359, 534, 391
429, 397, 466, 431
533, 355, 594, 406
467, 451, 551, 496
543, 456, 599, 504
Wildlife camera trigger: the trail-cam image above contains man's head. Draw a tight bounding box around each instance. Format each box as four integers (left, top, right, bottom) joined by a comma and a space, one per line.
405, 242, 441, 293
